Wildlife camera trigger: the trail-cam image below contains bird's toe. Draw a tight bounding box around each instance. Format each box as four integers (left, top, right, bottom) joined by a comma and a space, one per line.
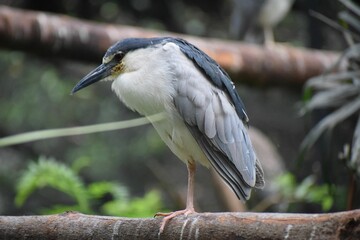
156, 208, 196, 233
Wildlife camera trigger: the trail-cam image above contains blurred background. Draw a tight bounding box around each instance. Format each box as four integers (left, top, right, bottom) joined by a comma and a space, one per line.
0, 0, 359, 217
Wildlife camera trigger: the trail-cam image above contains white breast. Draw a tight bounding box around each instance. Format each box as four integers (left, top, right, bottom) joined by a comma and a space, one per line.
111, 42, 210, 166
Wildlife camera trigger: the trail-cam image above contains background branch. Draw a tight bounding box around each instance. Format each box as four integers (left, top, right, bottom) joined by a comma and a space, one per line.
0, 6, 345, 86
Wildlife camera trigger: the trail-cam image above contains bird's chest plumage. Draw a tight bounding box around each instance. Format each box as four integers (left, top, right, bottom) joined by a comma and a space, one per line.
111, 45, 181, 116
111, 68, 174, 115
110, 46, 209, 166
112, 75, 209, 166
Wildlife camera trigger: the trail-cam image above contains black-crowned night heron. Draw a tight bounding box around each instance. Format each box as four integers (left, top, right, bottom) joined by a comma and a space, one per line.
72, 37, 264, 232
230, 0, 294, 44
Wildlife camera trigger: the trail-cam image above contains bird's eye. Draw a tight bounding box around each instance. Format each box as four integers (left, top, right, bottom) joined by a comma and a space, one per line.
113, 52, 124, 62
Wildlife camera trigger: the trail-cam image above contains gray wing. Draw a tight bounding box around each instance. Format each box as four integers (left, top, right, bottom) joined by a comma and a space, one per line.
174, 77, 264, 201
168, 38, 249, 124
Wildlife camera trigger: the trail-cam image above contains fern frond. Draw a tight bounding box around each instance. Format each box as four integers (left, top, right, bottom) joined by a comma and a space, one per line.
15, 157, 90, 212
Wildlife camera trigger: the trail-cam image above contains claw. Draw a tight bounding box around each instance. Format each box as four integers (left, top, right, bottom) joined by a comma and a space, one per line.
156, 208, 196, 233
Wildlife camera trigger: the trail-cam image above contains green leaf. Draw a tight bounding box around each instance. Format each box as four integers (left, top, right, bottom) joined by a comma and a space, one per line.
102, 189, 164, 217
275, 173, 296, 198
274, 172, 335, 211
88, 181, 128, 201
294, 175, 315, 199
71, 156, 91, 173
302, 87, 313, 103
15, 157, 90, 212
39, 205, 83, 215
321, 196, 334, 211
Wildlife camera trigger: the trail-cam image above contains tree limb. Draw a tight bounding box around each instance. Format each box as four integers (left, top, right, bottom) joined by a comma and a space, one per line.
0, 6, 345, 86
0, 211, 359, 239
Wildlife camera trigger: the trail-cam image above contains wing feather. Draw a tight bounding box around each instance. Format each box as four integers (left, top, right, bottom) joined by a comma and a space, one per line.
204, 102, 216, 138
193, 127, 252, 200
169, 37, 264, 200
173, 75, 262, 200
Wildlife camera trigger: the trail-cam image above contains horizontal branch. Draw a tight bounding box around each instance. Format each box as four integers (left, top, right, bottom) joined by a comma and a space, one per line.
0, 6, 345, 86
1, 211, 359, 239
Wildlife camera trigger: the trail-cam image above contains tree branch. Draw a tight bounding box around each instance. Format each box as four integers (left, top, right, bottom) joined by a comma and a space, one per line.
0, 211, 359, 239
0, 6, 345, 86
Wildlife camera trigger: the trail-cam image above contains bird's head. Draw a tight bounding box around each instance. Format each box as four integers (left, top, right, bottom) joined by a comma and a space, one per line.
71, 38, 165, 94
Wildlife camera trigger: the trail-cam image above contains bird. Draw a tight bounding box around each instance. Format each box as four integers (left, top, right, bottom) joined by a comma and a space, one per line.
229, 0, 294, 44
72, 37, 264, 232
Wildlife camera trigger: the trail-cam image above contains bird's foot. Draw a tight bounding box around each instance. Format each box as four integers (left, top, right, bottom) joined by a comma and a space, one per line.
155, 207, 196, 233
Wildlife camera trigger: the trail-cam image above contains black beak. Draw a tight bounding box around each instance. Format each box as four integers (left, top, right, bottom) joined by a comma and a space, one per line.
71, 63, 112, 94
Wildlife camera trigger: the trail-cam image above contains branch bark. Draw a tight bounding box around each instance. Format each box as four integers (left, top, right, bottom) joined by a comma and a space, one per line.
0, 6, 345, 86
0, 211, 359, 239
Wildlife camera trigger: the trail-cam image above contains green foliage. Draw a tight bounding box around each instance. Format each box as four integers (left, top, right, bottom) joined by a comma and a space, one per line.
275, 173, 335, 211
300, 0, 360, 176
15, 156, 90, 212
88, 181, 129, 201
102, 189, 164, 217
297, 1, 360, 210
275, 172, 296, 199
0, 49, 169, 217
301, 87, 313, 104
15, 157, 164, 217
